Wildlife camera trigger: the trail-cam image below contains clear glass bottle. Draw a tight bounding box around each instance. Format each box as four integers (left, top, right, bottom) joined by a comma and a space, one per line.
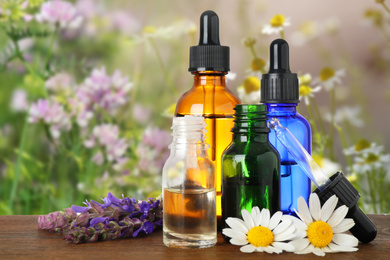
261, 39, 311, 214
221, 104, 280, 230
162, 116, 216, 249
175, 11, 241, 222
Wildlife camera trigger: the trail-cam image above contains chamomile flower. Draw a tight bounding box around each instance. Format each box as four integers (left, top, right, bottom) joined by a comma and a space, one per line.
223, 207, 296, 254
344, 139, 384, 156
288, 193, 358, 256
324, 106, 364, 128
299, 85, 321, 105
237, 76, 261, 104
352, 150, 390, 174
262, 14, 291, 35
313, 67, 345, 91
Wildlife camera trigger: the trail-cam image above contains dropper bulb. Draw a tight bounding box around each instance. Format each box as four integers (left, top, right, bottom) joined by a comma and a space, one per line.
269, 39, 291, 73
199, 10, 220, 45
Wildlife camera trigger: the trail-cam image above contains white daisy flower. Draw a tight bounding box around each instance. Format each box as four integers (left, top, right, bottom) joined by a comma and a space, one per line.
237, 76, 261, 104
344, 139, 384, 156
299, 85, 322, 105
324, 106, 364, 128
262, 14, 291, 35
223, 207, 296, 254
312, 67, 345, 91
352, 151, 390, 174
287, 193, 358, 256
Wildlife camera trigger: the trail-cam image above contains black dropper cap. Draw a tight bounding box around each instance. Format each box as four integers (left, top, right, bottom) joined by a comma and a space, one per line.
188, 10, 230, 72
261, 39, 299, 103
314, 172, 377, 243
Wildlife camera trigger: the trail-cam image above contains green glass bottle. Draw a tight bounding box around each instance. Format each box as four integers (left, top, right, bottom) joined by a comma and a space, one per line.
221, 104, 280, 229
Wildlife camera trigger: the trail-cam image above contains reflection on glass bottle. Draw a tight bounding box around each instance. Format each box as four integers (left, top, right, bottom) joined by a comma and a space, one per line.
261, 39, 311, 214
221, 104, 280, 231
162, 116, 216, 249
175, 10, 241, 222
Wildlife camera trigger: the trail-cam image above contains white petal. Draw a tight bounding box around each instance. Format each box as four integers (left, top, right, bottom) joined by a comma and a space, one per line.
291, 229, 307, 240
225, 217, 249, 233
273, 219, 292, 235
328, 242, 358, 252
332, 218, 355, 233
230, 237, 248, 246
313, 247, 326, 256
268, 211, 283, 230
320, 195, 338, 222
273, 242, 295, 252
251, 206, 261, 226
222, 228, 246, 240
288, 238, 310, 251
297, 196, 313, 225
242, 209, 255, 229
327, 205, 348, 227
263, 246, 275, 254
269, 245, 283, 254
240, 244, 255, 253
255, 247, 264, 252
282, 215, 307, 230
309, 193, 321, 221
332, 233, 359, 247
295, 244, 315, 255
260, 208, 270, 227
274, 229, 297, 241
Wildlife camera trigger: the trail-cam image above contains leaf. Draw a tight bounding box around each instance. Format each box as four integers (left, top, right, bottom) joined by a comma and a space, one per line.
3, 25, 49, 41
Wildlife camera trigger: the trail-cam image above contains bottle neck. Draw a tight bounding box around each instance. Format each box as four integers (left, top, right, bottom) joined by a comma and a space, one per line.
232, 132, 269, 143
265, 103, 298, 115
192, 71, 227, 88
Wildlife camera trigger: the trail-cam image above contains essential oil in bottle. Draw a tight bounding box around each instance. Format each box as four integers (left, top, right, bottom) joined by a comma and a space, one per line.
221, 104, 280, 232
261, 39, 311, 215
175, 10, 241, 223
162, 116, 216, 249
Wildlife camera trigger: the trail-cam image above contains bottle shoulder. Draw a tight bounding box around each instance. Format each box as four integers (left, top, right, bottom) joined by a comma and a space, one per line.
175, 85, 241, 116
223, 142, 280, 158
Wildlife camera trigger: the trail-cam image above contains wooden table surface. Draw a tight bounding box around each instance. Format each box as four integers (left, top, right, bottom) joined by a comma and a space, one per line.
0, 215, 389, 259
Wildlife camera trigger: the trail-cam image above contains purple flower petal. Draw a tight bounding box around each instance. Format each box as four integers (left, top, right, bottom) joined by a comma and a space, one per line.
90, 217, 108, 226
133, 221, 154, 237
71, 205, 89, 213
107, 192, 122, 205
154, 219, 163, 226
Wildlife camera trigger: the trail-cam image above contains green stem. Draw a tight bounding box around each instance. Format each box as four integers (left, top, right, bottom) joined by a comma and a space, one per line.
310, 97, 326, 134
329, 89, 336, 160
381, 2, 390, 15
367, 169, 377, 214
44, 27, 59, 72
279, 30, 285, 39
307, 101, 318, 135
148, 37, 176, 95
9, 117, 28, 211
248, 45, 266, 74
334, 124, 353, 171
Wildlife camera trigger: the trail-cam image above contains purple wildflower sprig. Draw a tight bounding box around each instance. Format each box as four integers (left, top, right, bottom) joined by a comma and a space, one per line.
38, 192, 162, 244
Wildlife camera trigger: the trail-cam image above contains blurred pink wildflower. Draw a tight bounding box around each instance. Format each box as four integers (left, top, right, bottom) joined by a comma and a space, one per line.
28, 99, 71, 138
36, 0, 83, 29
10, 89, 29, 112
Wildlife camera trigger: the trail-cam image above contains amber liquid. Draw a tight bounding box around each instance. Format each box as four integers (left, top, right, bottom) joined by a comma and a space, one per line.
163, 187, 216, 248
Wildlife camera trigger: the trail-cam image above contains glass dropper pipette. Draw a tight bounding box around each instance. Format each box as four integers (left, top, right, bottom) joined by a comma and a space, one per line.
268, 118, 377, 244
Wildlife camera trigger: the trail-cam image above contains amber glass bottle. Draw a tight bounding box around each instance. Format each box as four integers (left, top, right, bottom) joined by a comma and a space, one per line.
175, 10, 241, 222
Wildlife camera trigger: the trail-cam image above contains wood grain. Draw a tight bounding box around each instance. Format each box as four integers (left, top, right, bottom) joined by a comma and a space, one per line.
0, 215, 389, 259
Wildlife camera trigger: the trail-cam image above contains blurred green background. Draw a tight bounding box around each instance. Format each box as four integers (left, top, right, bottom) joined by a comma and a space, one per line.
0, 0, 389, 215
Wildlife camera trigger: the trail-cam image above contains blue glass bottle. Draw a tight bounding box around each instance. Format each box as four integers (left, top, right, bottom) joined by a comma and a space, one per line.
261, 39, 311, 214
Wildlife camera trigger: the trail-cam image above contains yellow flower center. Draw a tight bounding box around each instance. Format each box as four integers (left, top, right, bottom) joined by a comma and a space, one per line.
299, 21, 316, 37
142, 26, 157, 34
299, 85, 312, 96
242, 76, 260, 94
167, 103, 177, 115
251, 58, 266, 71
365, 153, 379, 163
270, 14, 286, 27
307, 221, 333, 248
319, 67, 335, 82
299, 74, 312, 86
243, 37, 256, 47
354, 139, 371, 151
247, 226, 274, 247
312, 154, 324, 168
